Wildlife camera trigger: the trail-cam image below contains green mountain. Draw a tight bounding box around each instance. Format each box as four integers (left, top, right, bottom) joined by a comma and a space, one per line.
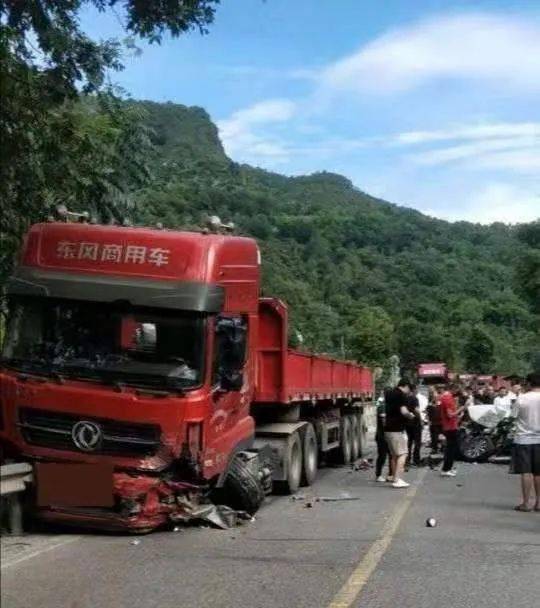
133, 101, 537, 376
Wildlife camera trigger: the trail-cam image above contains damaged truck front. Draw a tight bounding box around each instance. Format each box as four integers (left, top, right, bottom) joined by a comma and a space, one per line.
0, 220, 373, 533
0, 222, 264, 531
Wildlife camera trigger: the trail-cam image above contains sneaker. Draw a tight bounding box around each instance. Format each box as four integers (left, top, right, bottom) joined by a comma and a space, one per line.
375, 476, 386, 482
392, 479, 410, 488
440, 470, 457, 477
385, 476, 394, 483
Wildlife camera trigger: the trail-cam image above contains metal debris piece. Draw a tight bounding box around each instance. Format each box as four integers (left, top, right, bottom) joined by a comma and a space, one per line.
315, 495, 361, 502
352, 459, 372, 471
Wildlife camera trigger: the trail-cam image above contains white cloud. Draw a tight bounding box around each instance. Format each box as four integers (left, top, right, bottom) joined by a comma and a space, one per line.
387, 122, 540, 175
320, 13, 540, 94
433, 182, 540, 224
393, 123, 540, 145
475, 150, 540, 173
217, 99, 296, 164
409, 135, 539, 166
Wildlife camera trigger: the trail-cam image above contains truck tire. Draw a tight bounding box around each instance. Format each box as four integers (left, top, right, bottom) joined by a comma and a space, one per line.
349, 415, 360, 462
337, 416, 353, 465
301, 423, 318, 486
357, 413, 367, 457
275, 432, 303, 495
219, 455, 265, 515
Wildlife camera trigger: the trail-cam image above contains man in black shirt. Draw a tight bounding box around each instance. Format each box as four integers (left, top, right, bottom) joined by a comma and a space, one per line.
384, 380, 415, 488
406, 385, 422, 466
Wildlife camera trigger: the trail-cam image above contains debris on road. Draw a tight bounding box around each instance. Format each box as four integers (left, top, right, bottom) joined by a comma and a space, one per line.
170, 502, 255, 530
426, 518, 437, 528
488, 456, 510, 464
130, 539, 141, 546
351, 459, 372, 471
315, 495, 362, 502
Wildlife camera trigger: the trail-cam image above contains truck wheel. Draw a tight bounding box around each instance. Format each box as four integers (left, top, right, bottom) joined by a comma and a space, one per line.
220, 455, 265, 515
301, 423, 318, 486
350, 416, 360, 462
337, 416, 353, 465
275, 432, 303, 495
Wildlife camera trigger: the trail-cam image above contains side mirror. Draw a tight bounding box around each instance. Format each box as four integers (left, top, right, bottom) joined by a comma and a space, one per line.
216, 316, 247, 392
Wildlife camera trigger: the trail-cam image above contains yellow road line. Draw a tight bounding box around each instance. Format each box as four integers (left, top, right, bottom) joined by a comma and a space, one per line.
327, 468, 428, 608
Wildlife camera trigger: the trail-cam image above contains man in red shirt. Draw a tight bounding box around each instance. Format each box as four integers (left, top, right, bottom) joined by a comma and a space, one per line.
439, 385, 464, 477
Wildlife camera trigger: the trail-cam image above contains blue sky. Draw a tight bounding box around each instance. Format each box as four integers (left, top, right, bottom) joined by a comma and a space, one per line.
82, 1, 540, 224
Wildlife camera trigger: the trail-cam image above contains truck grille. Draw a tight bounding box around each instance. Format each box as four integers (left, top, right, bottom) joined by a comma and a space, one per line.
18, 407, 161, 457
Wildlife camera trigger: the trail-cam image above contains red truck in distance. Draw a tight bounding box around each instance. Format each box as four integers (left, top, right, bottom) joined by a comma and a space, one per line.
0, 220, 373, 532
417, 363, 449, 387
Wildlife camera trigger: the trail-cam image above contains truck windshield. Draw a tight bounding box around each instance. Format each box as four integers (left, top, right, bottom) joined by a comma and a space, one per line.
1, 297, 206, 390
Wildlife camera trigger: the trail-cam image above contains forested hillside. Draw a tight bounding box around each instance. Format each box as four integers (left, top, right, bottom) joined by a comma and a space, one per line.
128, 101, 538, 377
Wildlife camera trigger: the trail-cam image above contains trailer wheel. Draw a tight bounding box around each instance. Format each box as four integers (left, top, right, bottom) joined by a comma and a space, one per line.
350, 416, 360, 462
219, 455, 265, 515
301, 424, 318, 486
275, 432, 303, 495
336, 416, 353, 465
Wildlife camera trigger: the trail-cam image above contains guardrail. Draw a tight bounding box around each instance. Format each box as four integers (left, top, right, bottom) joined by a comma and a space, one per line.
1, 463, 33, 535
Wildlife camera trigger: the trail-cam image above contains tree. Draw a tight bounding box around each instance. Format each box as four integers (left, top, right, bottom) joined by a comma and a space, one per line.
349, 306, 396, 366
0, 0, 221, 282
464, 326, 496, 374
516, 221, 540, 314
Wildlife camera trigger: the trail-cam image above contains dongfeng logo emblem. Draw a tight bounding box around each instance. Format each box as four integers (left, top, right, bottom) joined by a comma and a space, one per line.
71, 420, 102, 452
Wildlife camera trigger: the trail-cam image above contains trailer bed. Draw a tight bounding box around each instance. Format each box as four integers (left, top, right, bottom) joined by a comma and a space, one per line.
254, 299, 372, 404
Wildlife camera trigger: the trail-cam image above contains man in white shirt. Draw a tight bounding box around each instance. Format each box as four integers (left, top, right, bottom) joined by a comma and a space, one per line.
507, 383, 522, 404
494, 387, 512, 410
511, 372, 540, 512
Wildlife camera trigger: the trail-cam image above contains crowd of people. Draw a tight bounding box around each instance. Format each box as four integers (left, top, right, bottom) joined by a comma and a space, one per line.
374, 373, 540, 512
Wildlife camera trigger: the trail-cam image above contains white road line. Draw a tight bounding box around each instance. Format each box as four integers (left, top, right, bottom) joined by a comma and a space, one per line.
1, 536, 82, 570
327, 468, 428, 608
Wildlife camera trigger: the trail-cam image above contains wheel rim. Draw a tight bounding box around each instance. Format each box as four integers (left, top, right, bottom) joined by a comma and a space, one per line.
305, 434, 317, 477
290, 439, 302, 488
462, 435, 488, 459
351, 419, 360, 459
343, 421, 352, 462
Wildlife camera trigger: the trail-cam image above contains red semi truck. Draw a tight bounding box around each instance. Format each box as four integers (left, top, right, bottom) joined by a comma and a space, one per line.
0, 220, 373, 531
417, 362, 449, 387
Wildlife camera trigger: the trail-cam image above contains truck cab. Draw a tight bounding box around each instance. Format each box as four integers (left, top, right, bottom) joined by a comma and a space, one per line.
0, 222, 260, 530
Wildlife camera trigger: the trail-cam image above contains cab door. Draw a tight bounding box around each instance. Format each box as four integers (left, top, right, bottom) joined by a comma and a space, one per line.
207, 315, 252, 474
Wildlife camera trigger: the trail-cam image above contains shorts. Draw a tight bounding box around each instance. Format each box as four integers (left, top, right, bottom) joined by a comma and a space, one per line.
384, 431, 408, 457
510, 444, 540, 475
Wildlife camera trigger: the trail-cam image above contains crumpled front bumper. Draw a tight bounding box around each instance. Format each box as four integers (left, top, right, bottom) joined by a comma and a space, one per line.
37, 472, 204, 533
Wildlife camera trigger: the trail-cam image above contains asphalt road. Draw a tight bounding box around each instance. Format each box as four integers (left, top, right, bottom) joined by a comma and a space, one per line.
1, 462, 539, 608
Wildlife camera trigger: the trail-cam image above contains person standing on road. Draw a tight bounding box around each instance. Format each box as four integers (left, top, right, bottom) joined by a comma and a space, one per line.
427, 387, 443, 454
439, 385, 464, 477
494, 387, 512, 411
375, 394, 393, 482
508, 383, 522, 404
384, 380, 415, 488
510, 372, 540, 512
405, 385, 423, 467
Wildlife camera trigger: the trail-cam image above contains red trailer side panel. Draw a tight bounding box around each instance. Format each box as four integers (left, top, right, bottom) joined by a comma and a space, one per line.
255, 298, 370, 404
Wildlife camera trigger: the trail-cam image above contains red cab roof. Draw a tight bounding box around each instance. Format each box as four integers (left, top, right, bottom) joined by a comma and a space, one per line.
417, 363, 447, 377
